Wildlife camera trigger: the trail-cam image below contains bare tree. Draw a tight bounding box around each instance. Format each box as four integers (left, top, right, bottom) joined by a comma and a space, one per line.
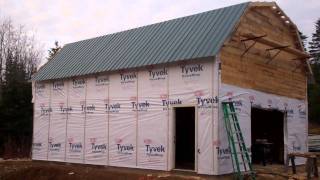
0, 18, 41, 82
0, 17, 43, 158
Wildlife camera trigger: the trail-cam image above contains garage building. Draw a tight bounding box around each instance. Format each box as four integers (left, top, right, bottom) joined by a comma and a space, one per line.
31, 2, 310, 175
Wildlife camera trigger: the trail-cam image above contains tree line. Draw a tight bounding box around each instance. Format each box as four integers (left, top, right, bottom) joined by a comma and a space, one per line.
305, 19, 320, 124
0, 18, 41, 158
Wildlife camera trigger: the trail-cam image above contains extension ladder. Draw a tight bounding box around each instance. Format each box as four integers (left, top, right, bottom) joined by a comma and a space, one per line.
222, 101, 255, 180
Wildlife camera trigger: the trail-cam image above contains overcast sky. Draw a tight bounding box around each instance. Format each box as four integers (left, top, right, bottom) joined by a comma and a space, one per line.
0, 0, 319, 64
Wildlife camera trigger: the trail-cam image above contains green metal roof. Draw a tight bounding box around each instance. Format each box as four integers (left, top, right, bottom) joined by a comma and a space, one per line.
33, 2, 249, 81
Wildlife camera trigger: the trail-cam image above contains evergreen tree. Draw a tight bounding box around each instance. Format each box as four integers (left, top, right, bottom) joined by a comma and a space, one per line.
308, 18, 320, 124
299, 31, 308, 51
309, 18, 320, 64
47, 41, 61, 61
0, 50, 33, 157
308, 66, 320, 123
0, 18, 40, 158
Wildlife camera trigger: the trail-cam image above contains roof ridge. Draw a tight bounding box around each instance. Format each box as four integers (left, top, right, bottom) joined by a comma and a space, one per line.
66, 2, 250, 46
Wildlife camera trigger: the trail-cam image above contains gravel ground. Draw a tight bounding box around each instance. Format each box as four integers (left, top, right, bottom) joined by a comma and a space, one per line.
0, 159, 314, 180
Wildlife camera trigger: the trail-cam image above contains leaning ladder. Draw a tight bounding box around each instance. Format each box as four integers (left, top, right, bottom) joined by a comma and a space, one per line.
222, 101, 255, 180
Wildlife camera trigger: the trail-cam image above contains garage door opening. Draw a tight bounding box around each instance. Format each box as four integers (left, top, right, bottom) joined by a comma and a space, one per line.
251, 107, 284, 165
174, 107, 195, 170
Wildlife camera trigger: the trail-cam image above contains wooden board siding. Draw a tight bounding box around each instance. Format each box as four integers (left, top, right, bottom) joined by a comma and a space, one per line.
220, 6, 307, 100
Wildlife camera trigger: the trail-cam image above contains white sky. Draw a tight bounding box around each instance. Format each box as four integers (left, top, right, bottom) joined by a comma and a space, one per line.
0, 0, 319, 65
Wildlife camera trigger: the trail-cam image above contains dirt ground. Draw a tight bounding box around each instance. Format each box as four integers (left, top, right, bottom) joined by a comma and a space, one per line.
309, 122, 320, 135
0, 159, 318, 180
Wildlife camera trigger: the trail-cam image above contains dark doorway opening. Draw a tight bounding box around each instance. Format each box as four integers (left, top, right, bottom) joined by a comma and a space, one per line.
251, 107, 284, 165
175, 107, 195, 170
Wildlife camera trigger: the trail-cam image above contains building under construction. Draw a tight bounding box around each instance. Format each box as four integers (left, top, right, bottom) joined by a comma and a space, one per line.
31, 2, 310, 175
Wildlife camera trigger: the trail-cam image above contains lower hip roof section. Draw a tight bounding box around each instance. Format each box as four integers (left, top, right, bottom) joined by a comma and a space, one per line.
32, 2, 249, 81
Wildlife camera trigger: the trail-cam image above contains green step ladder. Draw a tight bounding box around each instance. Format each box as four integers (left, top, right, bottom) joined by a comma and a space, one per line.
222, 101, 255, 180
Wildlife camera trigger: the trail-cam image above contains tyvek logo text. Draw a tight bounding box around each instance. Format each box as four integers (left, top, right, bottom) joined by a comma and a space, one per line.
73, 79, 85, 88
40, 106, 52, 116
197, 96, 218, 108
53, 81, 64, 90
49, 142, 62, 152
117, 144, 134, 155
148, 68, 167, 80
131, 101, 150, 111
91, 143, 107, 153
180, 64, 203, 78
105, 103, 120, 113
161, 99, 182, 110
120, 73, 136, 84
81, 104, 95, 113
32, 142, 42, 151
145, 145, 165, 157
69, 142, 82, 153
96, 76, 109, 86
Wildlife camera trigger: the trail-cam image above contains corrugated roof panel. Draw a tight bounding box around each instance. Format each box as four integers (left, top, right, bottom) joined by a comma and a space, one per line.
131, 20, 175, 68
51, 40, 87, 79
201, 4, 243, 57
114, 27, 152, 70
41, 43, 75, 80
122, 25, 158, 69
62, 38, 99, 78
205, 9, 237, 55
189, 8, 226, 59
172, 10, 213, 61
32, 2, 249, 81
54, 39, 89, 79
152, 15, 199, 64
138, 17, 188, 67
40, 44, 74, 80
87, 33, 119, 74
79, 35, 114, 75
71, 36, 105, 75
101, 31, 134, 71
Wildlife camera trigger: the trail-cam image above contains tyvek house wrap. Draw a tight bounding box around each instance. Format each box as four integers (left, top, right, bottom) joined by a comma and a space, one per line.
137, 67, 168, 170
85, 76, 108, 165
32, 59, 217, 175
32, 83, 50, 160
48, 81, 67, 161
108, 71, 138, 167
217, 83, 308, 175
168, 61, 214, 174
66, 79, 86, 163
32, 59, 308, 175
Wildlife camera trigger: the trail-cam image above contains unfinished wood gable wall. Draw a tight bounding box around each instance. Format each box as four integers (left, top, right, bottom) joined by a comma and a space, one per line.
220, 5, 307, 100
